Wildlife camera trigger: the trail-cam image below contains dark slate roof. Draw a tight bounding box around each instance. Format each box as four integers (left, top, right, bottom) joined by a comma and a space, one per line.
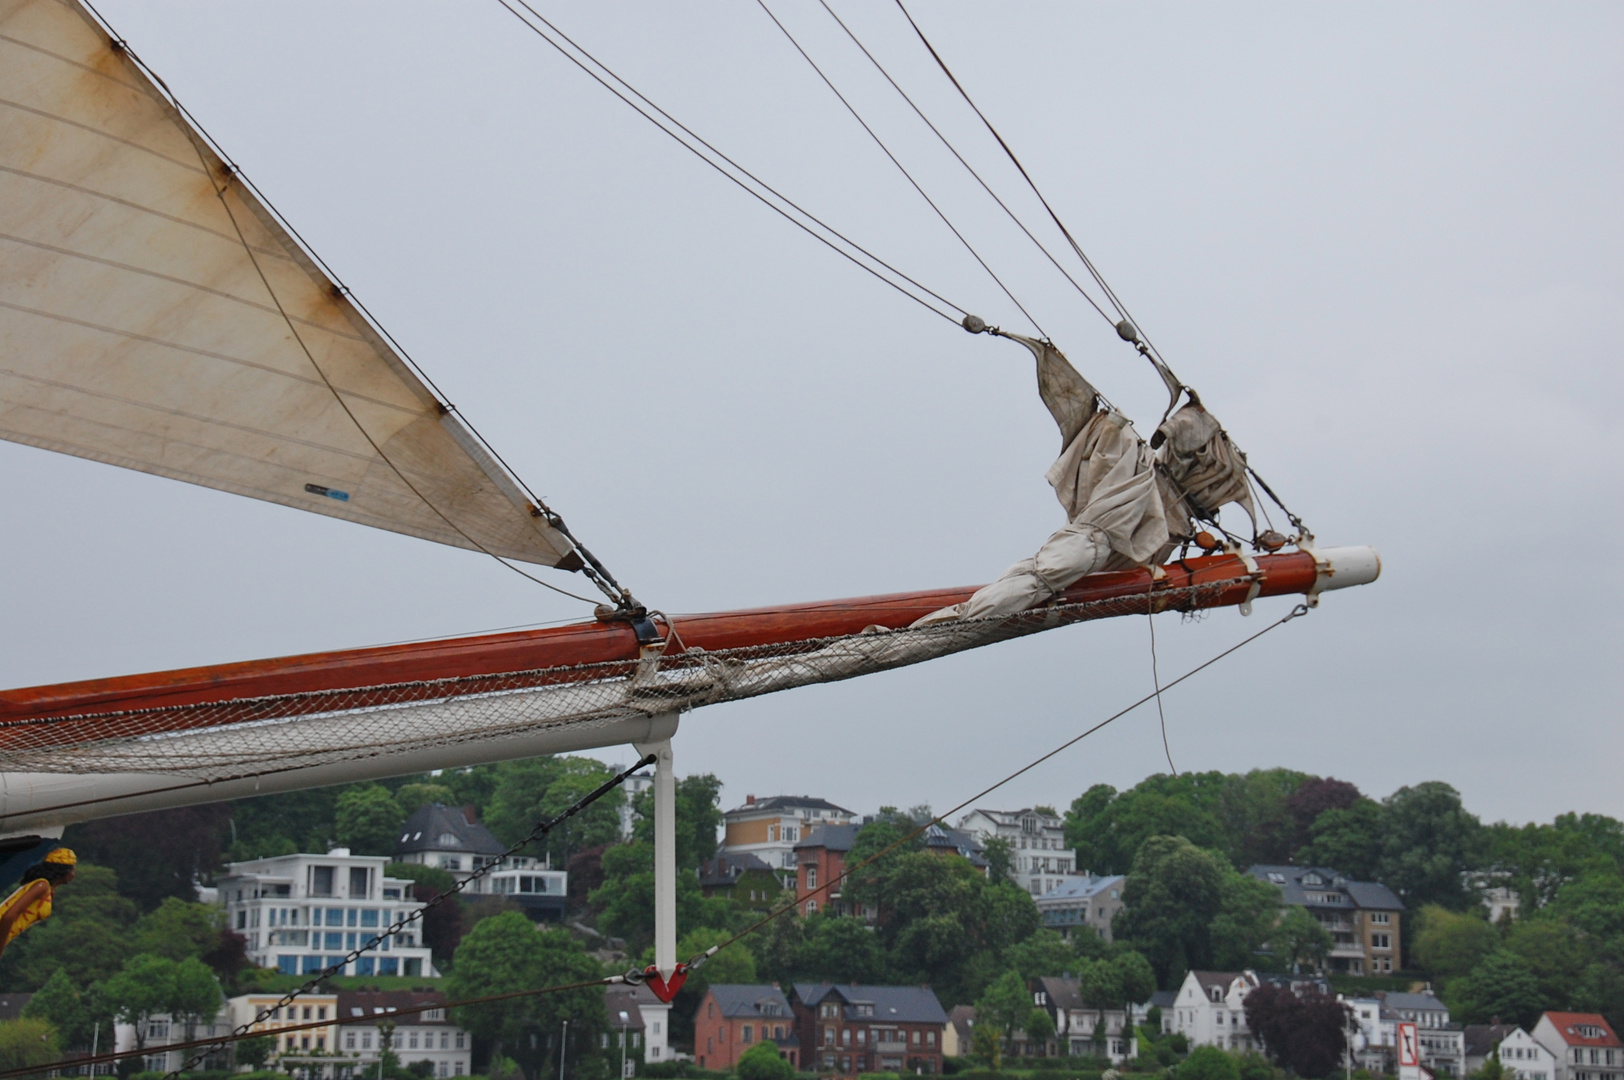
708, 985, 794, 1020
605, 983, 663, 1030
925, 825, 988, 868
1464, 1025, 1519, 1057
1034, 977, 1083, 1013
795, 823, 862, 854
948, 1005, 976, 1039
396, 804, 505, 857
792, 985, 948, 1025
1149, 990, 1178, 1010
1256, 972, 1332, 995
730, 796, 855, 816
698, 852, 777, 887
1248, 864, 1405, 912
337, 990, 452, 1025
1379, 991, 1450, 1016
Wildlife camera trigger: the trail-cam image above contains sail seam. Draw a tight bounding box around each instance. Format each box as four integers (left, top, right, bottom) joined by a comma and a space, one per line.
0, 29, 161, 99
0, 95, 204, 175
0, 161, 293, 255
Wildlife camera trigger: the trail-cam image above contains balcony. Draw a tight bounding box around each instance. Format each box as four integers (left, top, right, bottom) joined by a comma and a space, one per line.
874, 1041, 909, 1055
1330, 940, 1366, 958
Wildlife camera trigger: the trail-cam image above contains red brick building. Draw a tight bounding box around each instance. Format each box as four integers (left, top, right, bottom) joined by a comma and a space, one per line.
790, 983, 948, 1075
794, 823, 862, 916
693, 985, 799, 1071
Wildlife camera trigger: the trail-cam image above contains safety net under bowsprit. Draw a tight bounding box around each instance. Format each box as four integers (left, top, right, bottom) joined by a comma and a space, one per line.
0, 576, 1255, 782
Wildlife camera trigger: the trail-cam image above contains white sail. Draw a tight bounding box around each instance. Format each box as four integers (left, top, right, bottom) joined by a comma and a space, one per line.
0, 0, 581, 568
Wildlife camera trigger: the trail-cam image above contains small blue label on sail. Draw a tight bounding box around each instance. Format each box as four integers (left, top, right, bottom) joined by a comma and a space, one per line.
304, 483, 350, 502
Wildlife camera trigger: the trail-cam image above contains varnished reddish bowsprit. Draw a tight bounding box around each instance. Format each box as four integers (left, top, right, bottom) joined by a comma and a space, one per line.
0, 551, 1327, 727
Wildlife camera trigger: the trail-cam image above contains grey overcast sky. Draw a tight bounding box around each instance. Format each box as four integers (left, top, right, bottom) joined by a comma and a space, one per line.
3, 2, 1619, 829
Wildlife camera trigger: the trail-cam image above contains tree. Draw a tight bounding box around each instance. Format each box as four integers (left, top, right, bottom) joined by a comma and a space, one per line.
1283, 779, 1363, 854
736, 1039, 795, 1080
591, 841, 732, 955
1178, 1046, 1242, 1080
1379, 783, 1485, 910
975, 971, 1031, 1050
0, 1018, 58, 1076
1007, 929, 1091, 980
1504, 918, 1587, 1008
983, 837, 1016, 886
1271, 907, 1333, 973
1243, 983, 1350, 1078
61, 805, 231, 911
970, 1023, 1003, 1071
797, 916, 891, 985
386, 863, 466, 960
236, 1034, 275, 1071
395, 784, 457, 818
21, 970, 100, 1049
335, 785, 407, 856
1024, 1007, 1056, 1052
449, 914, 608, 1080
100, 955, 177, 1051
1065, 779, 1229, 875
130, 898, 226, 962
487, 757, 625, 867
170, 956, 224, 1041
1452, 951, 1543, 1028
1115, 836, 1226, 986
1210, 870, 1281, 971
630, 773, 724, 871
1218, 769, 1310, 867
1297, 801, 1383, 882
1412, 906, 1498, 979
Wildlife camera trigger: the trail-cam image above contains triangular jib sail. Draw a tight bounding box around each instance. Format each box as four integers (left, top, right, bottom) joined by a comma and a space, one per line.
0, 0, 579, 567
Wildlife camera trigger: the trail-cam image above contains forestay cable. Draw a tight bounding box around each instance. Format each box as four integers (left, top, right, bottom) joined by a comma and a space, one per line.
755, 0, 1045, 338
495, 0, 970, 328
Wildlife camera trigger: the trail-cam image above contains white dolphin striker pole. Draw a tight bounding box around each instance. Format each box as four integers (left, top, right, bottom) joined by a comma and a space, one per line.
636, 720, 678, 981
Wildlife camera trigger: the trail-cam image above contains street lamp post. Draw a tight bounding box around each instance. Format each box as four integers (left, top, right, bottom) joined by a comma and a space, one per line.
619, 1011, 630, 1080
558, 1019, 568, 1080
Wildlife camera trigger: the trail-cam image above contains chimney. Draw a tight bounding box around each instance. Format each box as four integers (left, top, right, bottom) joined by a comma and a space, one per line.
463, 804, 477, 824
746, 794, 756, 805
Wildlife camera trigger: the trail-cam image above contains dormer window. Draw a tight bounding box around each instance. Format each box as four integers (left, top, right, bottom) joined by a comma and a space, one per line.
1303, 872, 1324, 886
1210, 987, 1223, 1002
437, 833, 459, 846
1267, 872, 1286, 884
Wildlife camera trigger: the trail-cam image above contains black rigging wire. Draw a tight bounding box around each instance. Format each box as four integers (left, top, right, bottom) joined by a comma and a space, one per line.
495, 0, 971, 328
754, 0, 1046, 338
812, 0, 1117, 328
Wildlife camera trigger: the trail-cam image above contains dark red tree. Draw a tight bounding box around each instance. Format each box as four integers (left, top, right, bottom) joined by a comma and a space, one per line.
1285, 778, 1363, 857
1244, 983, 1351, 1079
62, 803, 232, 910
566, 844, 607, 914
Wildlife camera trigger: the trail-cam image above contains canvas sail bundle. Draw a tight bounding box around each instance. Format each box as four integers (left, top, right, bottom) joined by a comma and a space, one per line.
0, 0, 579, 567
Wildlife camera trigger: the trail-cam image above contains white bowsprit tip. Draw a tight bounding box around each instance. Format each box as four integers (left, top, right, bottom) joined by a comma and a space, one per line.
1311, 545, 1382, 593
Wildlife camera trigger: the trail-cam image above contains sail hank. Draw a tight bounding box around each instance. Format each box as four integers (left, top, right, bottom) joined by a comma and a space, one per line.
0, 0, 579, 568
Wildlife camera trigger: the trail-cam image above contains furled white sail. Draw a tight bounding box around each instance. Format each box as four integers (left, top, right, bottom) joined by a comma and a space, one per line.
0, 0, 581, 568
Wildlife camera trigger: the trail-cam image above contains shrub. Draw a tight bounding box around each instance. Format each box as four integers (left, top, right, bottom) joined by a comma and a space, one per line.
736, 1042, 794, 1080
1177, 1047, 1241, 1080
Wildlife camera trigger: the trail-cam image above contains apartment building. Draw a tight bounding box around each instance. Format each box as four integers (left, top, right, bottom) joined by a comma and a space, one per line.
790, 983, 947, 1075
694, 984, 799, 1071
1248, 865, 1404, 975
337, 990, 470, 1079
795, 823, 862, 917
724, 795, 855, 881
217, 849, 436, 976
1035, 874, 1125, 942
956, 808, 1078, 896
1029, 976, 1137, 1062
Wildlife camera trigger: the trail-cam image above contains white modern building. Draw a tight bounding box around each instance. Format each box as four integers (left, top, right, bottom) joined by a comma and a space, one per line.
956, 808, 1079, 896
217, 849, 438, 977
1035, 874, 1125, 942
610, 764, 654, 840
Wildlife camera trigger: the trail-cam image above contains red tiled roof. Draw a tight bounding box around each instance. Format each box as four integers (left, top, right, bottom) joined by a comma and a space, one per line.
1543, 1013, 1622, 1047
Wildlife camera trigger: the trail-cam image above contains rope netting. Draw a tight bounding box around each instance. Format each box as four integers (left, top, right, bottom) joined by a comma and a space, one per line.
0, 576, 1253, 781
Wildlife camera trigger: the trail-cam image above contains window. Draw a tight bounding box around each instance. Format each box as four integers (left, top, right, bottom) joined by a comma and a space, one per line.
349, 867, 369, 898
1372, 933, 1391, 949
456, 1032, 466, 1049
743, 1026, 753, 1044
311, 866, 335, 896
1371, 912, 1391, 924
806, 900, 817, 914
806, 867, 817, 890
928, 1032, 936, 1047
